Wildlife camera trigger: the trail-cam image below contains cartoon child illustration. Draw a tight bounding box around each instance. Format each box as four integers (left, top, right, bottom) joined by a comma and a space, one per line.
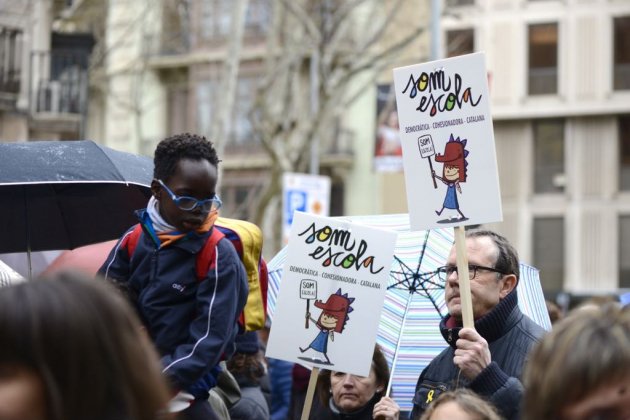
432, 134, 469, 221
299, 289, 354, 365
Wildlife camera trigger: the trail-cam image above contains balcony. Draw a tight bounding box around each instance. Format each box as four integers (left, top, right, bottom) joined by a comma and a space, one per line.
0, 27, 23, 110
29, 49, 89, 134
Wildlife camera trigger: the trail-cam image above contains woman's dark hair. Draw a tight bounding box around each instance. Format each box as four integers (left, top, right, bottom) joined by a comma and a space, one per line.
315, 344, 390, 408
0, 270, 172, 420
153, 133, 220, 181
226, 353, 266, 383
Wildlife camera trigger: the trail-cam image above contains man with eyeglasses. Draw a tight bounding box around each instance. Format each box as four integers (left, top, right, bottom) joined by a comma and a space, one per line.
99, 133, 248, 420
409, 230, 545, 420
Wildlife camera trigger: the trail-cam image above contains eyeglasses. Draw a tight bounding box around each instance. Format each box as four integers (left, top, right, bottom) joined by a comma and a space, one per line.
436, 264, 506, 281
157, 179, 222, 212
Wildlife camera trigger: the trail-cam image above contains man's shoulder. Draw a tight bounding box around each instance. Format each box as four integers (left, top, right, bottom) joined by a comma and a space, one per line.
515, 311, 547, 342
493, 311, 546, 358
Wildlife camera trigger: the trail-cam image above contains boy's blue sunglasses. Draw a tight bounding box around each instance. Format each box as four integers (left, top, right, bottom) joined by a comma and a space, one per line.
157, 179, 222, 212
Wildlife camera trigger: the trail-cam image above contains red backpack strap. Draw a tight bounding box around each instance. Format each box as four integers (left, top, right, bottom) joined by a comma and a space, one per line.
259, 258, 269, 318
195, 227, 225, 280
121, 224, 143, 258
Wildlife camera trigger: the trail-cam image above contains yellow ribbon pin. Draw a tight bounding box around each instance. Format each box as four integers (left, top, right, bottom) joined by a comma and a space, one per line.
426, 390, 435, 404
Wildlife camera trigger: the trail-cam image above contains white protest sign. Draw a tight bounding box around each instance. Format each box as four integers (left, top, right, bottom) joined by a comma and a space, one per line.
266, 212, 396, 377
393, 52, 502, 231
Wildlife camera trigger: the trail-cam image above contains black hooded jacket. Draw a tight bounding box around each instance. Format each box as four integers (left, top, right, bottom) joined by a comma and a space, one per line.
409, 290, 545, 420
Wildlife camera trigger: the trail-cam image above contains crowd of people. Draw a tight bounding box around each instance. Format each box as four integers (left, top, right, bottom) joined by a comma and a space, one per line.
1, 133, 629, 420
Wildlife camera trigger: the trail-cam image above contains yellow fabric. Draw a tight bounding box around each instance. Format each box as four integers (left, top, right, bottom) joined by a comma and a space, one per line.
216, 217, 265, 332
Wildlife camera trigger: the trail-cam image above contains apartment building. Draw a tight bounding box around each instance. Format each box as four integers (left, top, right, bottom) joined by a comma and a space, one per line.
441, 0, 630, 293
0, 0, 94, 141
79, 0, 427, 254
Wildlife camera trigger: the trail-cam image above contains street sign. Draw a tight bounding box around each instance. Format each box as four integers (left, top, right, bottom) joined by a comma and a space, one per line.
282, 173, 331, 244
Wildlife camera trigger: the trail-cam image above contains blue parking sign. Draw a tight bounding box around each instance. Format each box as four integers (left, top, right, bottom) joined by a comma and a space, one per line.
285, 190, 307, 225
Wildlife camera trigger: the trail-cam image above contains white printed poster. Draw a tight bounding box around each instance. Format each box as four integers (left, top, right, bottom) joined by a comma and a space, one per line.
266, 212, 396, 377
393, 52, 502, 231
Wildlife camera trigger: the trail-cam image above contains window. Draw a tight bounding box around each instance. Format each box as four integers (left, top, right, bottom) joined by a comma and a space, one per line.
220, 182, 262, 221
200, 0, 231, 40
534, 119, 565, 193
528, 23, 558, 95
619, 216, 630, 288
614, 16, 630, 90
232, 76, 257, 145
196, 80, 216, 138
533, 217, 564, 292
0, 27, 22, 94
446, 0, 474, 6
167, 85, 189, 135
618, 115, 630, 190
245, 0, 271, 36
446, 29, 474, 58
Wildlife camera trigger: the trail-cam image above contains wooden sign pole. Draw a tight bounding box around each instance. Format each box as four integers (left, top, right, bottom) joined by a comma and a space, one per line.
454, 226, 474, 328
300, 367, 320, 420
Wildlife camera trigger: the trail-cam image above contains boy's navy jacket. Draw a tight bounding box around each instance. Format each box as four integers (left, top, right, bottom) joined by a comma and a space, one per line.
98, 209, 249, 393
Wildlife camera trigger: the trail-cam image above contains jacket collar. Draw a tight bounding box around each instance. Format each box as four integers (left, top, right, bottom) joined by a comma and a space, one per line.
440, 288, 520, 347
134, 208, 211, 252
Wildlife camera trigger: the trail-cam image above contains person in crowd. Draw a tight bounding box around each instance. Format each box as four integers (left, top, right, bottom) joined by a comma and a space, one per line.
257, 319, 291, 420
99, 133, 249, 420
266, 356, 292, 420
410, 230, 545, 420
287, 363, 310, 420
309, 344, 400, 420
572, 294, 619, 312
419, 389, 503, 420
523, 303, 630, 420
226, 331, 270, 420
545, 299, 564, 324
375, 109, 402, 157
206, 361, 240, 420
0, 270, 172, 420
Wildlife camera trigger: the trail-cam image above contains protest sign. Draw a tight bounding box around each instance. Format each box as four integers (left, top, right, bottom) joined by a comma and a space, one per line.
393, 52, 502, 232
266, 211, 396, 377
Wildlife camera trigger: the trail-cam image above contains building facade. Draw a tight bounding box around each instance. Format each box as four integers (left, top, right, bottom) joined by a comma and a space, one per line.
0, 0, 429, 256
441, 0, 630, 294
0, 0, 95, 142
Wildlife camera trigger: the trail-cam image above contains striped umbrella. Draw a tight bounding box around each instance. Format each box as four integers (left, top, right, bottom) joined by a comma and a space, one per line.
0, 259, 25, 287
267, 213, 550, 411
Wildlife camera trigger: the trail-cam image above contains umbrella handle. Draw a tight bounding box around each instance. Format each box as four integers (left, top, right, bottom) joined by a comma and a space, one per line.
386, 291, 413, 398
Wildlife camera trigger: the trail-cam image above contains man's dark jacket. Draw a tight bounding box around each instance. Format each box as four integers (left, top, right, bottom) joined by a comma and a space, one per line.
409, 289, 545, 420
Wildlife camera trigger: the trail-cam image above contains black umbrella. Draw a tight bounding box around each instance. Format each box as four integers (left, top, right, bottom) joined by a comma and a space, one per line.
0, 140, 153, 260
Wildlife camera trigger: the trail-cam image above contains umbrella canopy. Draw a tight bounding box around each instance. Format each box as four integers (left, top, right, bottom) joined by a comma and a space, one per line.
0, 140, 153, 254
0, 259, 25, 287
267, 213, 551, 411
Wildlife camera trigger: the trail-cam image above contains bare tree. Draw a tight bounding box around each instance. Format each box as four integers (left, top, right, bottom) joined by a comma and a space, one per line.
249, 0, 425, 249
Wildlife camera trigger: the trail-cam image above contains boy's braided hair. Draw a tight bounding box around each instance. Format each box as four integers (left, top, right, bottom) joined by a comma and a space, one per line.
153, 133, 220, 181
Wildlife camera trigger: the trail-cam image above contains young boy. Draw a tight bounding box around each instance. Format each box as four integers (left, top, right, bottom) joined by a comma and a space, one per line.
99, 133, 249, 420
